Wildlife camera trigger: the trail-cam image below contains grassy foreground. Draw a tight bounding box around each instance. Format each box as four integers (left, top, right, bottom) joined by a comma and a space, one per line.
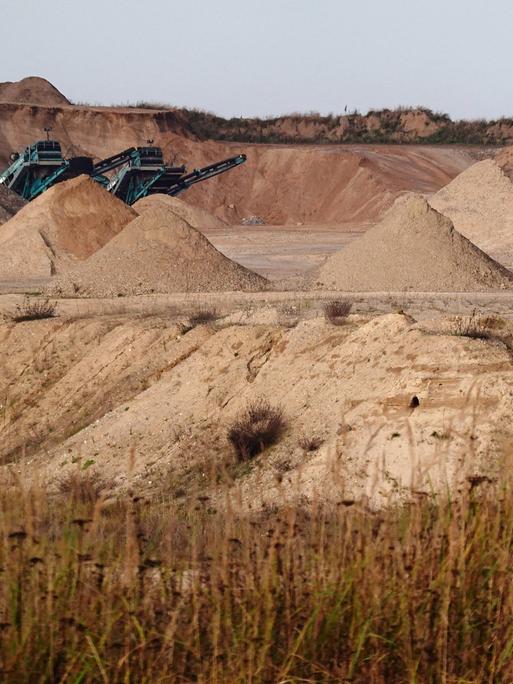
1, 478, 513, 683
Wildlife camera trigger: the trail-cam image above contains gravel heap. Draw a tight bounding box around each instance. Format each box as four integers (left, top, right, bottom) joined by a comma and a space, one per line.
49, 207, 268, 296
0, 176, 136, 279
314, 194, 513, 292
430, 159, 513, 270
133, 194, 226, 229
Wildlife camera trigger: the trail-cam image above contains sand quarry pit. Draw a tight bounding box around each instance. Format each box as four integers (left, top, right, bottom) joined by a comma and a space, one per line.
1, 102, 513, 508
49, 206, 267, 296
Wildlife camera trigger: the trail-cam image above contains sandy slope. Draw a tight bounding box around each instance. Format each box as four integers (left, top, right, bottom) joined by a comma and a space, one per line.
430, 160, 513, 270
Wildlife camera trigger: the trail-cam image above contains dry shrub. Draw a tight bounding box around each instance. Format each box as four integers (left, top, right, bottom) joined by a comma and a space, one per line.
56, 469, 112, 505
324, 299, 352, 325
299, 435, 324, 452
449, 311, 513, 356
9, 297, 58, 322
188, 308, 218, 327
227, 400, 286, 461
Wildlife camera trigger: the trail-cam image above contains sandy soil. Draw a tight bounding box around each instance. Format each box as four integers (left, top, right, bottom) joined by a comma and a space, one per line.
203, 224, 361, 279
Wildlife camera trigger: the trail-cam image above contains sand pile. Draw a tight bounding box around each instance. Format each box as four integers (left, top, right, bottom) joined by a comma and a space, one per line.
0, 76, 70, 106
49, 207, 267, 296
429, 160, 513, 270
133, 194, 226, 229
315, 194, 513, 291
0, 176, 136, 280
0, 184, 26, 225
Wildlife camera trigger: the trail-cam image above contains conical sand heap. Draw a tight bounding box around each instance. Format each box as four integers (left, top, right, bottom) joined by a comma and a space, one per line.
0, 176, 137, 279
430, 159, 513, 270
49, 207, 267, 296
133, 194, 227, 229
315, 194, 513, 291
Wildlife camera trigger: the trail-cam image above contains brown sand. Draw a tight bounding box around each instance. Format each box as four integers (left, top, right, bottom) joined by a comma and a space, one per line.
430, 160, 513, 270
0, 77, 70, 106
0, 176, 136, 279
49, 207, 267, 296
314, 194, 513, 291
133, 194, 227, 229
0, 184, 26, 225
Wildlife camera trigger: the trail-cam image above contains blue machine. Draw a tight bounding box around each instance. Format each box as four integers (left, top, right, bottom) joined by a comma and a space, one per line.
0, 140, 93, 200
104, 146, 247, 205
0, 140, 246, 205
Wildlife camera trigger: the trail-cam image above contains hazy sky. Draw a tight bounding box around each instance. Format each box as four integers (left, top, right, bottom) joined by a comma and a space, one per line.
2, 0, 513, 120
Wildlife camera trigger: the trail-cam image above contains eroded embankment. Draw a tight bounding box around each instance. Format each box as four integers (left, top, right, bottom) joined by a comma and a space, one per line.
1, 310, 513, 507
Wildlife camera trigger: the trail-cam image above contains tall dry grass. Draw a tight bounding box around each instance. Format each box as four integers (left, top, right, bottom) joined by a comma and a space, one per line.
1, 476, 513, 682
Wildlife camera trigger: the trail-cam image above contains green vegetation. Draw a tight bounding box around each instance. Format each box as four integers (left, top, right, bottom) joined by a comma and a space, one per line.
175, 106, 512, 145
1, 475, 513, 681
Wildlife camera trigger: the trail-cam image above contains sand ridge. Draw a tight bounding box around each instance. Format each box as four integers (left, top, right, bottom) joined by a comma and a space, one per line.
49, 206, 267, 296
314, 194, 513, 291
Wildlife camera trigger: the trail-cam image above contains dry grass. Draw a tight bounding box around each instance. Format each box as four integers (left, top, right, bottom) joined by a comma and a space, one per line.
323, 299, 352, 325
227, 400, 286, 461
56, 469, 114, 505
1, 478, 513, 682
7, 297, 58, 323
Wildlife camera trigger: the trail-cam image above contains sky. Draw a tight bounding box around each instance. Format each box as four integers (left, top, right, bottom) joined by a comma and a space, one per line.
2, 0, 513, 121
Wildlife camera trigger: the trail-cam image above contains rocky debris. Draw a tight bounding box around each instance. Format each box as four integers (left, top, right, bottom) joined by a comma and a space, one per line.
242, 216, 266, 225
